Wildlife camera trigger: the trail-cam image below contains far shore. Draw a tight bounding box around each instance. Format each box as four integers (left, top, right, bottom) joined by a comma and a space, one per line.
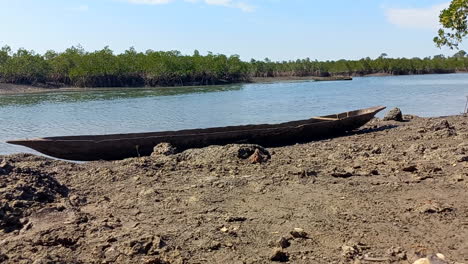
0, 76, 351, 95
250, 75, 353, 83
1, 72, 466, 95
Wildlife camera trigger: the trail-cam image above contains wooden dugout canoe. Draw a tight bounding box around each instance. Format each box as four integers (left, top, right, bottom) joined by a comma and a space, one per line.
7, 106, 386, 161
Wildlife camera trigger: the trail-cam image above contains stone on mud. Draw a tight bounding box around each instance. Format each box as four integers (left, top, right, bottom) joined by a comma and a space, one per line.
383, 108, 403, 122
341, 245, 360, 259
427, 119, 457, 138
331, 167, 354, 178
178, 144, 270, 165
290, 228, 308, 238
402, 165, 418, 173
430, 120, 452, 131
407, 144, 426, 154
226, 216, 247, 222
457, 155, 468, 162
387, 247, 407, 261
417, 202, 453, 214
0, 160, 12, 175
127, 236, 164, 256
270, 248, 289, 262
276, 237, 291, 249
151, 143, 177, 157
413, 254, 448, 264
237, 144, 271, 163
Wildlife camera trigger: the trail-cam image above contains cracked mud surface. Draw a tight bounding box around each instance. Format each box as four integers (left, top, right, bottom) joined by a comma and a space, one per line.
1, 115, 467, 263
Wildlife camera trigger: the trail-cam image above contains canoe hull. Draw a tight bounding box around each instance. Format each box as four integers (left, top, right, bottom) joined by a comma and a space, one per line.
7, 106, 385, 161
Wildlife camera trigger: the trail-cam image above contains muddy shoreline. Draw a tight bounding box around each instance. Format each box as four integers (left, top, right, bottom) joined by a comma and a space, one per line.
0, 114, 467, 263
2, 72, 467, 95
0, 74, 414, 95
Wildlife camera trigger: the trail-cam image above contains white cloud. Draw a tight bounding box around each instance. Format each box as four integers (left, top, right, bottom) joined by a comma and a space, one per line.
123, 0, 254, 12
385, 2, 450, 30
194, 0, 255, 12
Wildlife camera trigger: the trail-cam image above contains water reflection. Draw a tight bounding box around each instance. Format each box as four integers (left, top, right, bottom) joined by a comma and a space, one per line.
1, 74, 467, 156
0, 84, 243, 107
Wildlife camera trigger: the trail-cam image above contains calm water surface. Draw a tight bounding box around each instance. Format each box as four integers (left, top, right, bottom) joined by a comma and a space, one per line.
1, 74, 467, 155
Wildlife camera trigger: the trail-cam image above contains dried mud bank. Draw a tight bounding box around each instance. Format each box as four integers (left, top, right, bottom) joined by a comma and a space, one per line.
1, 115, 467, 264
0, 83, 55, 94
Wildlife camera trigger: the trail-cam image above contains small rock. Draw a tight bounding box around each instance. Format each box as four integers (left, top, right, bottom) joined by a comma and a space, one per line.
422, 165, 442, 174
387, 247, 407, 261
270, 248, 289, 262
413, 254, 448, 264
331, 168, 354, 178
418, 202, 453, 214
153, 236, 166, 249
0, 160, 12, 175
408, 144, 426, 154
402, 165, 418, 173
208, 241, 221, 250
383, 108, 403, 122
298, 169, 317, 178
225, 242, 233, 248
104, 246, 120, 261
371, 146, 382, 154
151, 143, 177, 157
413, 258, 430, 264
69, 194, 87, 206
237, 145, 270, 161
127, 236, 164, 256
20, 222, 33, 232
453, 174, 465, 182
277, 237, 291, 249
226, 216, 247, 222
428, 120, 457, 137
139, 188, 157, 197
430, 120, 452, 131
248, 149, 270, 164
342, 245, 360, 259
457, 155, 468, 162
290, 228, 308, 238
11, 200, 25, 208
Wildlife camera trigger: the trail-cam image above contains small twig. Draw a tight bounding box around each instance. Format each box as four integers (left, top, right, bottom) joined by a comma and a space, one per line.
135, 145, 140, 157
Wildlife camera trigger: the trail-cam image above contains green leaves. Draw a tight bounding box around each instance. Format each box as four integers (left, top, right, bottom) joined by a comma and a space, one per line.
1, 45, 468, 87
434, 0, 468, 49
0, 48, 50, 84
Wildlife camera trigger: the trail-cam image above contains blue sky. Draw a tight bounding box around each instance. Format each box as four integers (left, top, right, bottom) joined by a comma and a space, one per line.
0, 0, 465, 61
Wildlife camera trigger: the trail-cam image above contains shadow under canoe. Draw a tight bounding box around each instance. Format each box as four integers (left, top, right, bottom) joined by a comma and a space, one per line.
7, 106, 386, 161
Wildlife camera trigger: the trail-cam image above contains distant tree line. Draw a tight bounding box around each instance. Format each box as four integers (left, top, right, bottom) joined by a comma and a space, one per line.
1, 45, 468, 87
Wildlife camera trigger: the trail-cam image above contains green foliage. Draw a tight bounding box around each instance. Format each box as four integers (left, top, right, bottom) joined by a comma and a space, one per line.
247, 54, 464, 77
0, 48, 50, 84
434, 0, 468, 49
0, 45, 467, 87
0, 46, 11, 66
452, 50, 467, 57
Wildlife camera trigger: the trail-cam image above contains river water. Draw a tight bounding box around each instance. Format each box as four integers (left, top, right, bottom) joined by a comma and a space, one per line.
1, 74, 467, 155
